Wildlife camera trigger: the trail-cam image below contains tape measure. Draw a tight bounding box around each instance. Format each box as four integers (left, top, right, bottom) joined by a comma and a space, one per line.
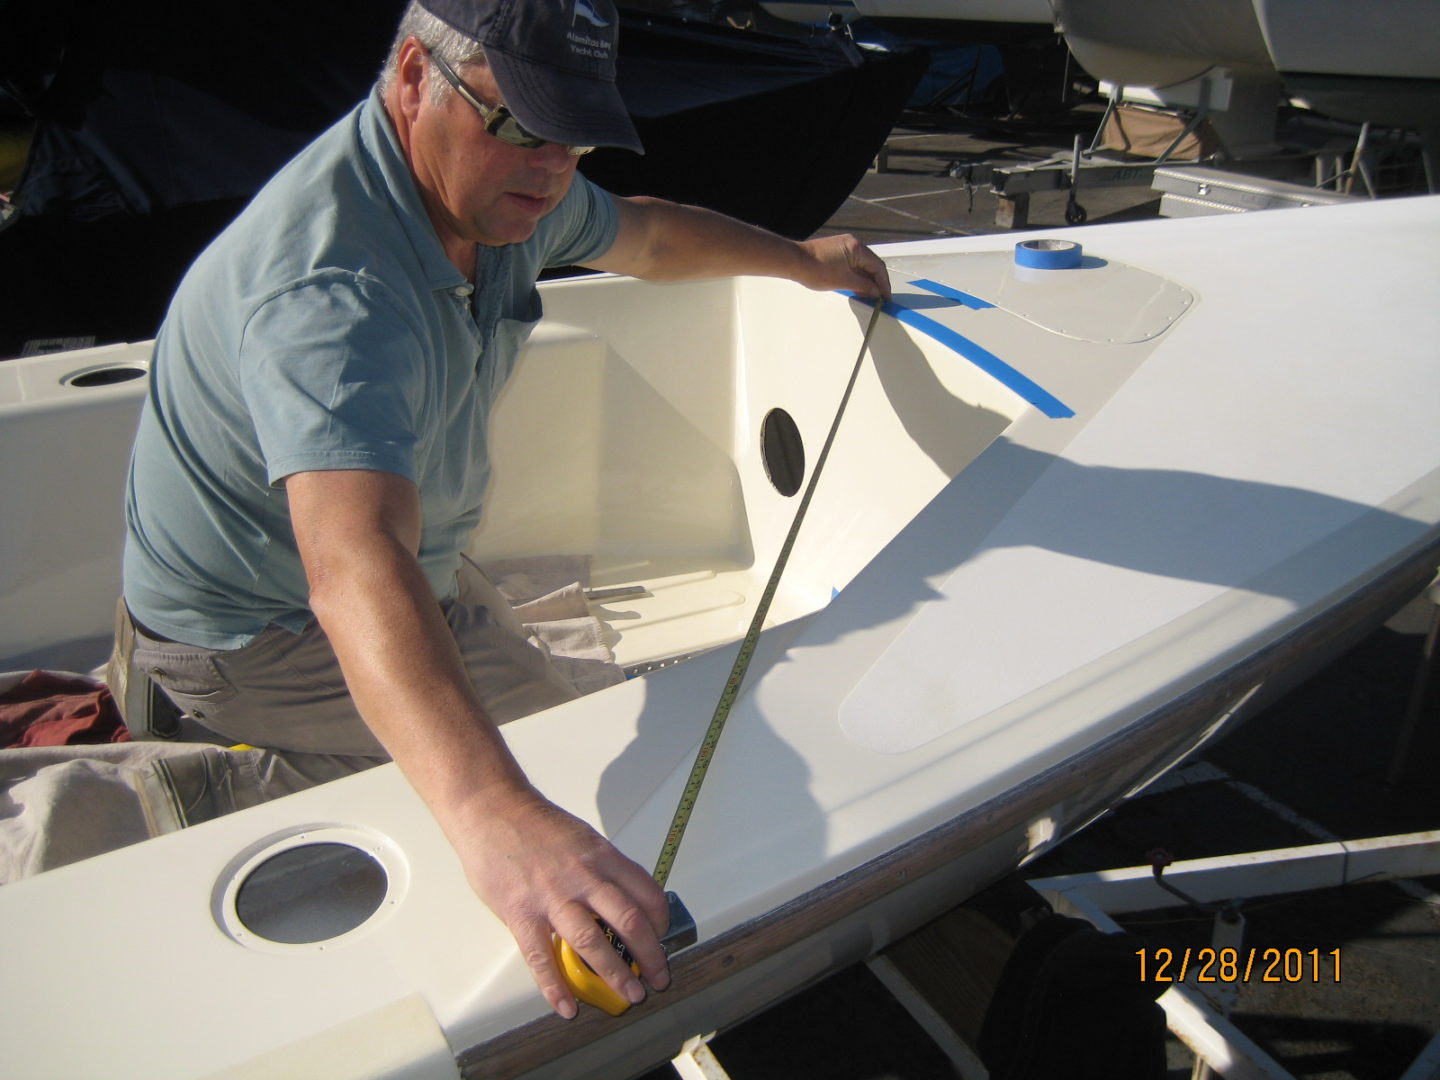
559, 299, 886, 1013
555, 893, 696, 1015
654, 299, 883, 887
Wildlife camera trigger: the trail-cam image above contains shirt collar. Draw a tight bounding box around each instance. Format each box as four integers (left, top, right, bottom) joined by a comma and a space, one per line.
358, 85, 468, 293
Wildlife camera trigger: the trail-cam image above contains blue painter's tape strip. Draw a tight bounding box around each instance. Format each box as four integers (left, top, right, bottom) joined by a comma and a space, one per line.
841, 292, 1073, 419
908, 278, 995, 309
884, 301, 1075, 418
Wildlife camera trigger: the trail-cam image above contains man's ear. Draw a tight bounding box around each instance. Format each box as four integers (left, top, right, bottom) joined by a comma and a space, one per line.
391, 36, 429, 123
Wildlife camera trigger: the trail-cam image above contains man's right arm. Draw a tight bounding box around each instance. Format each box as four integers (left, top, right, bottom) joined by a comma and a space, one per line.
585, 195, 891, 299
284, 467, 670, 1018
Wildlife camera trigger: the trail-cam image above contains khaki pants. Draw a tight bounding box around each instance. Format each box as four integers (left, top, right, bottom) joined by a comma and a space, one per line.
108, 557, 581, 805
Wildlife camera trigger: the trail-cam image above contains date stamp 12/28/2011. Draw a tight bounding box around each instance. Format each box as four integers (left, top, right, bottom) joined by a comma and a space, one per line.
1137, 946, 1342, 984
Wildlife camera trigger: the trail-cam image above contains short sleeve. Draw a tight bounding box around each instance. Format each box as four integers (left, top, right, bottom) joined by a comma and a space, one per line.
538, 172, 620, 269
238, 274, 428, 486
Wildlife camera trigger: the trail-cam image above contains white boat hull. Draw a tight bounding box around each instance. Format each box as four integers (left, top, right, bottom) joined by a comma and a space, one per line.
2, 196, 1439, 1078
1051, 0, 1440, 139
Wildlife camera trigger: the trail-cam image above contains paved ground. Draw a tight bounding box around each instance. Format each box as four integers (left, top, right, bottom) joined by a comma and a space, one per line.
638, 109, 1440, 1080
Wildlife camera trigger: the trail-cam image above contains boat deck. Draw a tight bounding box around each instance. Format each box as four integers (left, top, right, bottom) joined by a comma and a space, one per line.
644, 109, 1440, 1080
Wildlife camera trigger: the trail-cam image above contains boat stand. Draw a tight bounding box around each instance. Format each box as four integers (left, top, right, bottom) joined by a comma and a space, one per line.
937, 61, 1413, 230
983, 69, 1243, 229
670, 1033, 730, 1080
1030, 832, 1440, 1080
983, 137, 1158, 230
665, 829, 1439, 1080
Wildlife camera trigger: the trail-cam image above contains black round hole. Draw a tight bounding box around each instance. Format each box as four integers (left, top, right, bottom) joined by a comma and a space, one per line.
66, 365, 146, 387
234, 842, 388, 944
761, 408, 805, 498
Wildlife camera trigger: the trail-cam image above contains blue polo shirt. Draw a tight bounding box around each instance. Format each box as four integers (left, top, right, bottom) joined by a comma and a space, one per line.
123, 87, 619, 649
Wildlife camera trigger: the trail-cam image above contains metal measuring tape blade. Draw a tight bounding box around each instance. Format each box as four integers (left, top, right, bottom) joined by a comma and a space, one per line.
652, 299, 885, 889
556, 300, 884, 1016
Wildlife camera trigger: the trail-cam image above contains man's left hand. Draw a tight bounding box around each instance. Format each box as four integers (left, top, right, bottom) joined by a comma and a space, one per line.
796, 233, 891, 300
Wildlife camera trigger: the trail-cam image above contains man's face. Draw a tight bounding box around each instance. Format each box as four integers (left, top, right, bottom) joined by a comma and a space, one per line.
408, 58, 581, 251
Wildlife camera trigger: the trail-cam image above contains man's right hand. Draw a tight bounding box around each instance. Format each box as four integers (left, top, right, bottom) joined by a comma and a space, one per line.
444, 783, 672, 1018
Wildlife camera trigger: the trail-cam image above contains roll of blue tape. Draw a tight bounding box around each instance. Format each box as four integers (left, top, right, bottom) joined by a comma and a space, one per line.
1014, 238, 1082, 270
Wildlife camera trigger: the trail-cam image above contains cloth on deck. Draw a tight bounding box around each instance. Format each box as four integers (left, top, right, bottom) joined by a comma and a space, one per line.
0, 739, 324, 881
0, 670, 130, 747
482, 554, 626, 696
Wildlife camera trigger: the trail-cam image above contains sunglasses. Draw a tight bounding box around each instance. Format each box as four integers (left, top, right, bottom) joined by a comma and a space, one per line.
427, 50, 595, 157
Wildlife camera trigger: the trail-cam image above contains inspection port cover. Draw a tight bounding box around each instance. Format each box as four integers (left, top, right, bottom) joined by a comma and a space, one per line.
215, 826, 408, 952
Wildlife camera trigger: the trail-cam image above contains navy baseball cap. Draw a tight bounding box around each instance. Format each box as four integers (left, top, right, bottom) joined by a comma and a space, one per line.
418, 0, 643, 154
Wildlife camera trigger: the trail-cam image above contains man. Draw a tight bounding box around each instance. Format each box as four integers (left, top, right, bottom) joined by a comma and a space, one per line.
118, 0, 889, 1019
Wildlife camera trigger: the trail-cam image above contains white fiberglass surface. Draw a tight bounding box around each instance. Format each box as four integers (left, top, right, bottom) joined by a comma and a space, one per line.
471, 275, 1029, 669
843, 198, 1440, 754
0, 343, 150, 668
887, 249, 1195, 344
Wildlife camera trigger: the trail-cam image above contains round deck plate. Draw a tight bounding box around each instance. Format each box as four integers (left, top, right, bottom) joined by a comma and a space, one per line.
213, 825, 409, 952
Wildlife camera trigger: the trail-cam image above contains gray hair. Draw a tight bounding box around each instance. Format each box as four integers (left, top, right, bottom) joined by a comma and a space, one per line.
379, 1, 488, 102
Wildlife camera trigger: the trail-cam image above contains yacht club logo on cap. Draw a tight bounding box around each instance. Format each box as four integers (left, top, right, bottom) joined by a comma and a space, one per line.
573, 0, 610, 28
565, 0, 613, 61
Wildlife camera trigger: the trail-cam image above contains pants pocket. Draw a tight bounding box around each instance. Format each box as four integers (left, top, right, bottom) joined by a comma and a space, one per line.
132, 642, 239, 726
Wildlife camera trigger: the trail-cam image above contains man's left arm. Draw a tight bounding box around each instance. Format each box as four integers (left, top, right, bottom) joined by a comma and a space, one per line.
583, 195, 891, 300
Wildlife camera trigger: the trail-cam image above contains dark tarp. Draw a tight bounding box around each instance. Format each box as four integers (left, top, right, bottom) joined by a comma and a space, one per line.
581, 16, 927, 242
0, 2, 924, 359
0, 0, 403, 358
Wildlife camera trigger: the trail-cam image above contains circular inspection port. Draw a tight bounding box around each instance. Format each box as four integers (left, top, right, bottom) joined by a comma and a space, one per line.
235, 842, 388, 944
761, 407, 805, 497
61, 363, 147, 388
216, 826, 407, 951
